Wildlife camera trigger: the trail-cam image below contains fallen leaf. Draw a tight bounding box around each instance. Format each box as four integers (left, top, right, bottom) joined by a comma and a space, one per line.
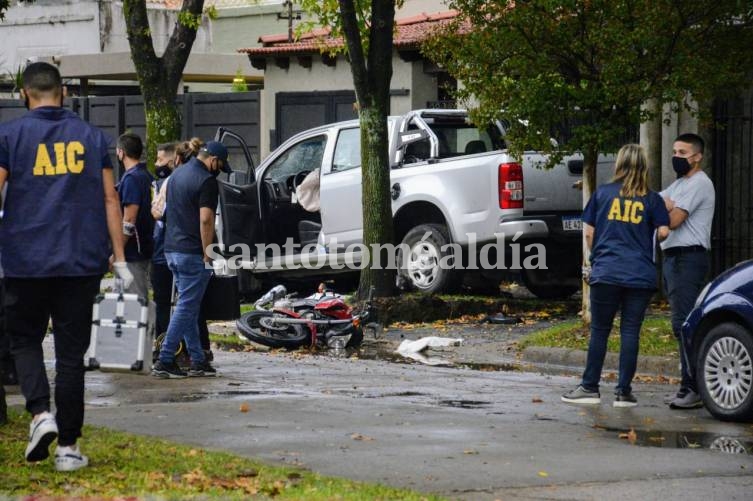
538, 471, 549, 477
463, 449, 479, 455
532, 397, 543, 403
618, 428, 638, 445
239, 402, 250, 413
187, 449, 199, 456
350, 433, 375, 441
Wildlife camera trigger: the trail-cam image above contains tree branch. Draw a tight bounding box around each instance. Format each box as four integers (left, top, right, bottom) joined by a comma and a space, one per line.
164, 0, 205, 91
123, 0, 160, 87
339, 0, 369, 104
367, 0, 396, 104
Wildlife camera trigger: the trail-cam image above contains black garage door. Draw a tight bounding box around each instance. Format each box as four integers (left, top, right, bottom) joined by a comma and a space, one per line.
274, 91, 357, 149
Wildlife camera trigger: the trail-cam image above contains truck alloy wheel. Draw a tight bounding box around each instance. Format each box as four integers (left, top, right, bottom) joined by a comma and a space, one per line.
399, 224, 459, 294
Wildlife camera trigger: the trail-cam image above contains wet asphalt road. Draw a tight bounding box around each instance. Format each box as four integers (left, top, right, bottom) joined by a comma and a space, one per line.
9, 344, 749, 500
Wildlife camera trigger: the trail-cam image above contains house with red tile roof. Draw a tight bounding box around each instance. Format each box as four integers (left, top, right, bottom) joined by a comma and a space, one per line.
239, 9, 458, 157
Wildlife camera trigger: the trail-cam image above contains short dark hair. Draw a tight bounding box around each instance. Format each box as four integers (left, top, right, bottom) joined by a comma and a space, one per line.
157, 142, 177, 154
117, 132, 144, 160
675, 133, 704, 154
22, 62, 62, 95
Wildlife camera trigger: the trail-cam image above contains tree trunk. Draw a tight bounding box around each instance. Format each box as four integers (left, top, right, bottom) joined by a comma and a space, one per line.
124, 0, 203, 166
645, 99, 663, 192
143, 89, 182, 164
357, 106, 396, 299
338, 0, 397, 299
581, 146, 599, 325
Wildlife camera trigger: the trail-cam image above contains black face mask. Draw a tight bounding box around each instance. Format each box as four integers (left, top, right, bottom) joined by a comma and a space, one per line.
211, 168, 221, 178
23, 95, 29, 110
155, 165, 171, 179
672, 156, 692, 178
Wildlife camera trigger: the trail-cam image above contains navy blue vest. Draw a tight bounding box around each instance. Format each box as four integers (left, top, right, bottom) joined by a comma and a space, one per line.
0, 107, 113, 277
164, 158, 213, 255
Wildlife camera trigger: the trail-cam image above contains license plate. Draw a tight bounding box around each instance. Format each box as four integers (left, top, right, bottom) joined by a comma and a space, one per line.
562, 216, 582, 231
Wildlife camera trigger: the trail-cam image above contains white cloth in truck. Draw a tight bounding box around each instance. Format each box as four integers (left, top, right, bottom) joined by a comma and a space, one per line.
295, 168, 320, 212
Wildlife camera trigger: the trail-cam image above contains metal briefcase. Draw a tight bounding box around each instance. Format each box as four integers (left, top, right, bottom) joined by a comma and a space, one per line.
86, 283, 155, 373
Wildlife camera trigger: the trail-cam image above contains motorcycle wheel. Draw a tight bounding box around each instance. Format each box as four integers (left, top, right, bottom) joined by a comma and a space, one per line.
236, 310, 310, 350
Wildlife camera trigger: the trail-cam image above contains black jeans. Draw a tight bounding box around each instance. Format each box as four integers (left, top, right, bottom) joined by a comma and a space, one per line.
0, 278, 6, 419
4, 275, 102, 446
151, 262, 210, 351
663, 251, 710, 392
151, 262, 173, 336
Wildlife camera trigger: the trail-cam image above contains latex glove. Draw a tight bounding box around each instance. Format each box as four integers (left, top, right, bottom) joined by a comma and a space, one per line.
112, 261, 134, 290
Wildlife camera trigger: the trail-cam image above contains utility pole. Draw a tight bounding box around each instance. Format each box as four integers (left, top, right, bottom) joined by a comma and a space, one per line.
278, 0, 301, 43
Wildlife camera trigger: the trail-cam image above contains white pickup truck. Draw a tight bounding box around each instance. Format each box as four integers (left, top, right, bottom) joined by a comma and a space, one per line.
215, 109, 611, 298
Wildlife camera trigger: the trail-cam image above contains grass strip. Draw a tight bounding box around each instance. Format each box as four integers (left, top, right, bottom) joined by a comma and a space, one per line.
0, 409, 442, 500
518, 315, 677, 357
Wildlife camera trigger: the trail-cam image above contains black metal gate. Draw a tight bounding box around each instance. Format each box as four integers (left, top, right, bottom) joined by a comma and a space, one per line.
274, 91, 357, 149
712, 89, 753, 275
0, 91, 260, 179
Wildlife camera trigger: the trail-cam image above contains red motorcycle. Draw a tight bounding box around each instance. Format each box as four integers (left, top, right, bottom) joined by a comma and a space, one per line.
237, 288, 376, 350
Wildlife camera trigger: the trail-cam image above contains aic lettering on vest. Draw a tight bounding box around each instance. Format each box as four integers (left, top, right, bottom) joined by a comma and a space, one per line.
33, 142, 85, 176
607, 198, 644, 224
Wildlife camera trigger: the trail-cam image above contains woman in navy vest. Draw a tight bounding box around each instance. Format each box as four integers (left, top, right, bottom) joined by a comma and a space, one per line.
562, 144, 670, 408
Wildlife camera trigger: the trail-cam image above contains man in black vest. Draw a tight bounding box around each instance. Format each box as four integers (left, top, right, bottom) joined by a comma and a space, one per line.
152, 141, 231, 378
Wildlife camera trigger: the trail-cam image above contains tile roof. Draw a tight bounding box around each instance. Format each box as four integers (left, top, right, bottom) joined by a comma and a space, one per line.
239, 10, 459, 56
148, 0, 280, 9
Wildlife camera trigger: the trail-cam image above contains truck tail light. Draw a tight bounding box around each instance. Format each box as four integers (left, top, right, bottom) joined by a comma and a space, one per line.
499, 162, 524, 209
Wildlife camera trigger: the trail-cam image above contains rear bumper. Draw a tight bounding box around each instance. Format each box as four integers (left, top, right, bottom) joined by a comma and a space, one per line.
498, 218, 549, 239
498, 213, 583, 242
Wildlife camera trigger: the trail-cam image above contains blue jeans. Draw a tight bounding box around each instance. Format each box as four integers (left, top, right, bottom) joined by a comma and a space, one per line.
582, 284, 654, 394
160, 252, 212, 365
663, 251, 709, 392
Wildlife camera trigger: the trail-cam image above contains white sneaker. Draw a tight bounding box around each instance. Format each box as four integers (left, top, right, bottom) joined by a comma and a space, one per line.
25, 411, 58, 462
55, 444, 89, 472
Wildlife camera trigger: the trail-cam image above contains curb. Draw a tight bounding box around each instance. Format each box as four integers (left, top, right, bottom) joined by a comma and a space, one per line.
521, 346, 680, 377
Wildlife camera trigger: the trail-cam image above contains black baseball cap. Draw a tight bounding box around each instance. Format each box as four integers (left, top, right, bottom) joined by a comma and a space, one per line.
201, 141, 233, 173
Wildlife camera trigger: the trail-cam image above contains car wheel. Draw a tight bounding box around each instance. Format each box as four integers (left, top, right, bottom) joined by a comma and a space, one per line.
697, 322, 753, 422
520, 267, 578, 300
398, 224, 460, 294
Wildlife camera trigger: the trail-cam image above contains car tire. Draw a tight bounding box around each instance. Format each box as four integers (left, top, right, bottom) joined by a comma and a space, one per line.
697, 322, 753, 422
520, 267, 578, 300
398, 224, 460, 294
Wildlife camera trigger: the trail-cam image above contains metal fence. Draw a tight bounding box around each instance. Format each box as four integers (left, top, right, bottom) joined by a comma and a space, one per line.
712, 90, 753, 275
0, 91, 260, 179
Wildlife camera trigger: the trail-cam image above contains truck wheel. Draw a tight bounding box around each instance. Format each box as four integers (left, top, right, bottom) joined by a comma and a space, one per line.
520, 268, 578, 299
697, 322, 753, 422
399, 224, 460, 294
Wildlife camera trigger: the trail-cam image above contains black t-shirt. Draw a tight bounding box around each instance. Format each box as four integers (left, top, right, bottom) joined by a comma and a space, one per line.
164, 158, 218, 255
117, 163, 155, 261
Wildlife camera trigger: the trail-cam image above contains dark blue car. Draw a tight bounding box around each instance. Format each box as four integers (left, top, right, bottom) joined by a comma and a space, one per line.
682, 260, 753, 422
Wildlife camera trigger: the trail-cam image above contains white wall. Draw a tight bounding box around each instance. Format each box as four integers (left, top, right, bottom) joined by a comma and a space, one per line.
0, 0, 100, 75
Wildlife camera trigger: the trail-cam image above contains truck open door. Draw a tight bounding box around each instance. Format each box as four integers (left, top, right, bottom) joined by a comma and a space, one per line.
215, 128, 261, 258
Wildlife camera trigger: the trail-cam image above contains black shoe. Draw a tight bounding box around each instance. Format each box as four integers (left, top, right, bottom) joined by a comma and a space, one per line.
188, 361, 217, 377
613, 392, 638, 408
151, 360, 187, 379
